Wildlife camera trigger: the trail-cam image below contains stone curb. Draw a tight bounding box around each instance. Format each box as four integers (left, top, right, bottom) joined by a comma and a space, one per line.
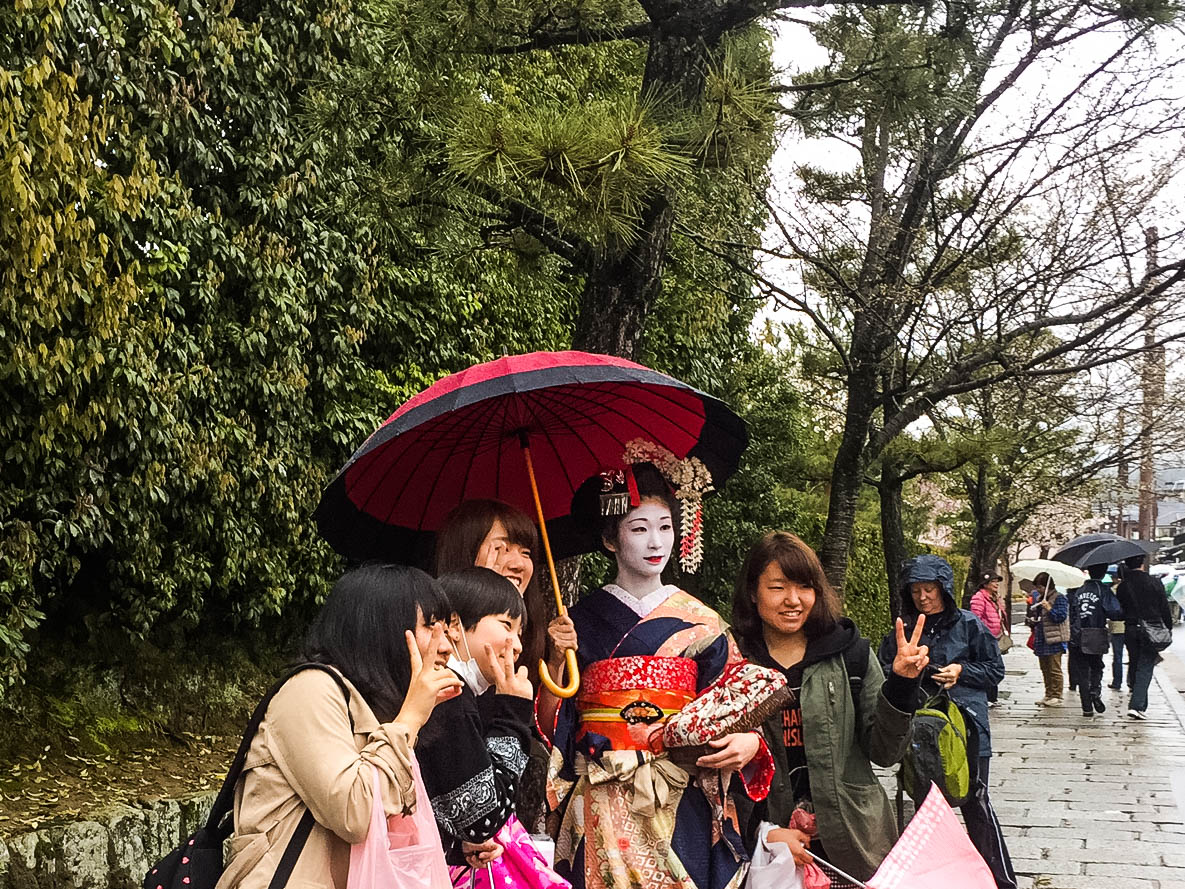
0, 793, 215, 889
1154, 654, 1185, 731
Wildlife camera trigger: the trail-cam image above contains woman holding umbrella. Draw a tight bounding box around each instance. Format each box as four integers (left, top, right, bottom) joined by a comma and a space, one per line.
1026, 572, 1070, 707
544, 453, 774, 889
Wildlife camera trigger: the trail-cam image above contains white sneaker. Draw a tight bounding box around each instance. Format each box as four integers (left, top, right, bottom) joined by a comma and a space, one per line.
1127, 709, 1147, 720
1042, 697, 1063, 706
1035, 697, 1048, 706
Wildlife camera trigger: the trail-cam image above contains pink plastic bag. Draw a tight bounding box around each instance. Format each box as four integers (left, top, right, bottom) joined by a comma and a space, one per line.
348, 759, 452, 889
448, 815, 571, 889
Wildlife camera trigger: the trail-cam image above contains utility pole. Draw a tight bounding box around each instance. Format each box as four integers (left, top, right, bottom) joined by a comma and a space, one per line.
1117, 408, 1128, 536
1138, 226, 1164, 544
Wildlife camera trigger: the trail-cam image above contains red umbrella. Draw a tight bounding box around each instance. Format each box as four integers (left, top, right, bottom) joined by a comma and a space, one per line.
314, 350, 748, 695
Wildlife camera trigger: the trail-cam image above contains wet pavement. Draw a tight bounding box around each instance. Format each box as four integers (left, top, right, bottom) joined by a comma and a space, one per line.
987, 626, 1185, 888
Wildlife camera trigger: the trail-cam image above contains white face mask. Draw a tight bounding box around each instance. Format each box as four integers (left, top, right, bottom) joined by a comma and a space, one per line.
447, 632, 491, 696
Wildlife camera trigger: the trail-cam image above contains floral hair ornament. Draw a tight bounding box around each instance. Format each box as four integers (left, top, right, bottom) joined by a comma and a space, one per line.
622, 439, 714, 573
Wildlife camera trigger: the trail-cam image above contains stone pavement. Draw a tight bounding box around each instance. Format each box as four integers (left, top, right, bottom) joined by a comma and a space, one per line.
986, 630, 1185, 889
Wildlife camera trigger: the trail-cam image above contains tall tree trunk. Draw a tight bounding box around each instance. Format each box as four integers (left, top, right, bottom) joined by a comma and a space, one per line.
819, 355, 879, 593
571, 26, 710, 358
879, 460, 908, 618
964, 462, 1009, 608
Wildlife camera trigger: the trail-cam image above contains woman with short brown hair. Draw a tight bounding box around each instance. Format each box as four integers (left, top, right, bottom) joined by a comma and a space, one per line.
732, 531, 928, 886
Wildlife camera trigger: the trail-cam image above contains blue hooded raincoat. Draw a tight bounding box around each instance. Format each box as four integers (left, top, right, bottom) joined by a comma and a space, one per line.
878, 555, 1005, 758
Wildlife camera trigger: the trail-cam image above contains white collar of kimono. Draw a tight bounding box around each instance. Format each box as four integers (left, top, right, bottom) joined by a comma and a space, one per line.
603, 583, 679, 618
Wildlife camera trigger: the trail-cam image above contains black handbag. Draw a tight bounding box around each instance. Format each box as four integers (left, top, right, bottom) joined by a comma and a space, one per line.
1079, 627, 1110, 656
143, 664, 352, 889
1137, 620, 1172, 652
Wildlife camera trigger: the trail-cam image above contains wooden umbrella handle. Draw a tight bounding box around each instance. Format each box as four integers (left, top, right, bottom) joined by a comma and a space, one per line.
520, 439, 580, 698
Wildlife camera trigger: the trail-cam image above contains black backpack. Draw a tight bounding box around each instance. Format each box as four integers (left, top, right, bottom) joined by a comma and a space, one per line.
144, 664, 352, 889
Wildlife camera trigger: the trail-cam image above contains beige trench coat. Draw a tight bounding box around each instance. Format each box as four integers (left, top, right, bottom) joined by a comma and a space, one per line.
215, 667, 416, 889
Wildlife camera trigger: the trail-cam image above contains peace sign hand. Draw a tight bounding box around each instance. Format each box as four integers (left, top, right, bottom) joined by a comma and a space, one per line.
891, 615, 930, 680
485, 642, 533, 699
395, 626, 463, 733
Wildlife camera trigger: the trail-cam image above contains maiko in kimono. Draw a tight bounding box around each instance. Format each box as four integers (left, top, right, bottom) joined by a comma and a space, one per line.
539, 450, 775, 889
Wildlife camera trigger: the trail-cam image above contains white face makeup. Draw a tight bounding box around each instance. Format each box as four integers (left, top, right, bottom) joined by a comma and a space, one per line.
605, 499, 674, 594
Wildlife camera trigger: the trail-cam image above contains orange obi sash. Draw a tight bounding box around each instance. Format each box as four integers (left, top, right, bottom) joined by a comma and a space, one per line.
577, 656, 698, 752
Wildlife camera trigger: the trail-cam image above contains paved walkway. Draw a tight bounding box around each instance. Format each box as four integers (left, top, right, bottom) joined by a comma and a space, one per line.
987, 628, 1185, 889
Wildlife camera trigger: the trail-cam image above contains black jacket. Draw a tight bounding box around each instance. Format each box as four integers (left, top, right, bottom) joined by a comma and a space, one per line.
1068, 579, 1121, 646
417, 680, 533, 863
1117, 570, 1172, 633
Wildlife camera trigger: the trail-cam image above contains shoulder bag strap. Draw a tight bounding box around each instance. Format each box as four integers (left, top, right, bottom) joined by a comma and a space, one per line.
205, 663, 353, 834
266, 809, 317, 889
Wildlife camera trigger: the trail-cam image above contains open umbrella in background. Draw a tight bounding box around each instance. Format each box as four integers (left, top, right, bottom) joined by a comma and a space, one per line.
314, 350, 749, 697
1074, 538, 1152, 569
1051, 533, 1124, 566
1011, 559, 1087, 590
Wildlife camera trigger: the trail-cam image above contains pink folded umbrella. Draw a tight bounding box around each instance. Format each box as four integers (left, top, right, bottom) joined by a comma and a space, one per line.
867, 783, 996, 889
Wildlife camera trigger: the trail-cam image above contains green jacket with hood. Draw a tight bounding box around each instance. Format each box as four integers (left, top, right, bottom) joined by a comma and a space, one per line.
741, 619, 915, 881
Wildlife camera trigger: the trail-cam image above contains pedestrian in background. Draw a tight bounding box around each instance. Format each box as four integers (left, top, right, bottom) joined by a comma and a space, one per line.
1026, 573, 1069, 707
879, 555, 1016, 889
1116, 555, 1173, 720
1108, 609, 1128, 690
971, 573, 1009, 707
1067, 564, 1120, 718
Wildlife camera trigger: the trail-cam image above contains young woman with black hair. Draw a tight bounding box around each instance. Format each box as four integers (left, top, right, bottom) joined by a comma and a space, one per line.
415, 568, 536, 870
217, 564, 463, 889
434, 499, 578, 685
733, 532, 927, 887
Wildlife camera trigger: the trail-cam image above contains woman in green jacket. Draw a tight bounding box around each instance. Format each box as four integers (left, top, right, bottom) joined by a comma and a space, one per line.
732, 532, 929, 885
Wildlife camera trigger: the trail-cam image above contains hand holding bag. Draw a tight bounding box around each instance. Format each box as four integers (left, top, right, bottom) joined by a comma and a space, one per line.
448, 815, 571, 889
662, 661, 790, 767
348, 761, 452, 889
746, 823, 830, 889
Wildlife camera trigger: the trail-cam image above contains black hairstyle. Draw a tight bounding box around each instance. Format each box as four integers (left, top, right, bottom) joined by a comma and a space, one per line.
432, 499, 546, 681
732, 531, 841, 644
570, 462, 678, 557
300, 563, 452, 723
438, 567, 526, 630
1124, 553, 1146, 569
1087, 563, 1108, 580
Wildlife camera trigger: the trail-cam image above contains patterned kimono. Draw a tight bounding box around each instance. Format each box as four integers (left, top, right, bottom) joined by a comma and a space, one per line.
545, 585, 773, 889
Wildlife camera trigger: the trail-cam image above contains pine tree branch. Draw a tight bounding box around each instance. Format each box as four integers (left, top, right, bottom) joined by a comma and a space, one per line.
458, 180, 596, 266
771, 62, 933, 94
492, 23, 651, 54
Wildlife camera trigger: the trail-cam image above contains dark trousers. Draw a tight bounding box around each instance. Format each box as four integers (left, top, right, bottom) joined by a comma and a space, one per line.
1068, 648, 1103, 711
1110, 633, 1125, 687
1128, 635, 1159, 712
962, 757, 1018, 889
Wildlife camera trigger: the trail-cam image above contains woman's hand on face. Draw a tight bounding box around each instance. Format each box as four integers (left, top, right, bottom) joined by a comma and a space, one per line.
546, 615, 578, 668
486, 642, 534, 699
695, 731, 761, 771
891, 616, 930, 680
395, 627, 463, 731
931, 663, 963, 688
462, 839, 503, 868
765, 827, 813, 868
